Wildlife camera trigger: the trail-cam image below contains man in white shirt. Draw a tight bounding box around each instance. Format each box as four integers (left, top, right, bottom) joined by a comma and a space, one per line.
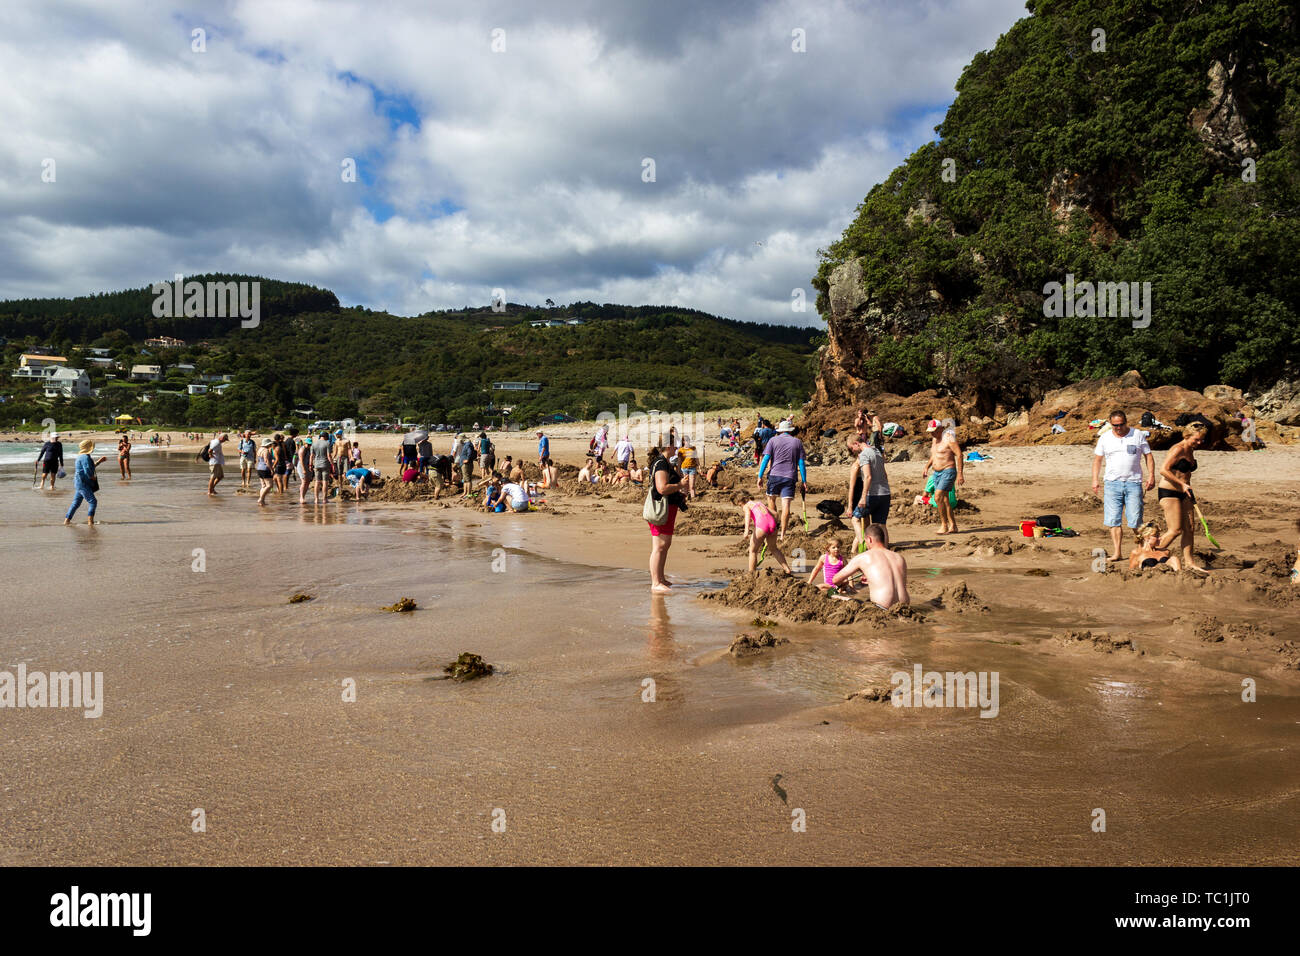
615, 435, 634, 466
499, 482, 530, 513
207, 433, 228, 497
1090, 410, 1154, 562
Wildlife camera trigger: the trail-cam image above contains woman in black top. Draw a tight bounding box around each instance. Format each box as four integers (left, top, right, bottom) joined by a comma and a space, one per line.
646, 446, 687, 593
1156, 422, 1208, 574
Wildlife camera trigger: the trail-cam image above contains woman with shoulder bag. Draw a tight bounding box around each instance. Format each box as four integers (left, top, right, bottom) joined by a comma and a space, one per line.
644, 446, 687, 593
63, 440, 107, 526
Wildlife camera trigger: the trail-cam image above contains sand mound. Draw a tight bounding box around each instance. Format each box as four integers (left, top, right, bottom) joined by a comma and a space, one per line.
1248, 550, 1296, 579
968, 535, 1023, 556
701, 568, 920, 626
1057, 630, 1137, 653
845, 684, 894, 703
888, 489, 981, 525
931, 581, 989, 612
366, 480, 440, 503
728, 630, 790, 656
673, 508, 736, 536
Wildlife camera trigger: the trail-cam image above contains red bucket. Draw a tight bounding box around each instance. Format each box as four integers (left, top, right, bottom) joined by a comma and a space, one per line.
1019, 520, 1036, 538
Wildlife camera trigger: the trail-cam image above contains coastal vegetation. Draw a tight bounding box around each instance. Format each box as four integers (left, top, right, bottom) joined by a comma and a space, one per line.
0, 276, 818, 428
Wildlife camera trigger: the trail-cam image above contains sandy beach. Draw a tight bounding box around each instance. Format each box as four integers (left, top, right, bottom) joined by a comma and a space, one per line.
2, 427, 1297, 865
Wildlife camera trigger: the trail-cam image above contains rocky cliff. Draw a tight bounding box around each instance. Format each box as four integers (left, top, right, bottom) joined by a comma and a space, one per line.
809, 0, 1300, 429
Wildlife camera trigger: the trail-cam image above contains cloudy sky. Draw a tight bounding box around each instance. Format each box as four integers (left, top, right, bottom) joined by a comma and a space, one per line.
0, 0, 1025, 324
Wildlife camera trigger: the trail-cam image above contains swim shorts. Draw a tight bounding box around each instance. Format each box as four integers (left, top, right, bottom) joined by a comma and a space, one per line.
766, 475, 796, 499
209, 463, 224, 480
648, 504, 679, 536
931, 467, 957, 492
314, 467, 329, 481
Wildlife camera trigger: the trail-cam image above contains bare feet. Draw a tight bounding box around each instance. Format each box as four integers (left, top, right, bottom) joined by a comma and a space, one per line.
62, 518, 71, 525
651, 583, 672, 594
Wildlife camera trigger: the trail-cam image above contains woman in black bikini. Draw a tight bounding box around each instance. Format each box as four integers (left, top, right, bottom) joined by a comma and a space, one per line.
1129, 521, 1180, 572
1155, 422, 1208, 574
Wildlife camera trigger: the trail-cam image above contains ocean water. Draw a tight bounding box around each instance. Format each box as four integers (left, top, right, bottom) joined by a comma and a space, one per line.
0, 441, 158, 467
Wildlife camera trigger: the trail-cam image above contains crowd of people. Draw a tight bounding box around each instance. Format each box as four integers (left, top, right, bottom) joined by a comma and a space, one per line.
196, 426, 376, 506
641, 402, 1255, 606
34, 406, 1294, 606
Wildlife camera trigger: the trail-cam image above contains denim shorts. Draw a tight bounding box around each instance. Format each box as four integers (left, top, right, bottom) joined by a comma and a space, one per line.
1104, 480, 1143, 528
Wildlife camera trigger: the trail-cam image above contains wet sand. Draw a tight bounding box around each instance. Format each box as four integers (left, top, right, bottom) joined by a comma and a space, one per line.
1, 443, 1298, 865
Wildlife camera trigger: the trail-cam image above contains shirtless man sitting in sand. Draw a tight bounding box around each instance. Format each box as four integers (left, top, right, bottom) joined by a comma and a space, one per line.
920, 419, 963, 534
831, 523, 909, 609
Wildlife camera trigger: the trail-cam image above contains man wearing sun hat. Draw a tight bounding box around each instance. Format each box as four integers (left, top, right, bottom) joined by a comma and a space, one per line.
36, 430, 65, 491
757, 419, 806, 541
921, 419, 964, 534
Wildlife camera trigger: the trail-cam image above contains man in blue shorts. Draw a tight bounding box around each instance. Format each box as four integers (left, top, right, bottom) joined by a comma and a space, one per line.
921, 419, 964, 534
756, 420, 806, 541
1090, 409, 1154, 562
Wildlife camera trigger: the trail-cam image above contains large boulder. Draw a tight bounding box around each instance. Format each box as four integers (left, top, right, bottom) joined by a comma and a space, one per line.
1248, 376, 1300, 426
986, 371, 1250, 449
1203, 384, 1243, 403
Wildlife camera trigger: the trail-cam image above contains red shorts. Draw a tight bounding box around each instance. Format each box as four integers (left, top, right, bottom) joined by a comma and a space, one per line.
648, 505, 679, 536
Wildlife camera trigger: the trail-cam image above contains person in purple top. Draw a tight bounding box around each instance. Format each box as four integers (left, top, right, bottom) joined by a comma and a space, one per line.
756, 420, 806, 542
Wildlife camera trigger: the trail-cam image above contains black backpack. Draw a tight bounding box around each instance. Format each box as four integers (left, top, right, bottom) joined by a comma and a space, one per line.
198, 443, 212, 463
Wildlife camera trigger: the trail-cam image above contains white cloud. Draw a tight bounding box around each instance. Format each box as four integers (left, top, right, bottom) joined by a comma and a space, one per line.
0, 0, 1026, 323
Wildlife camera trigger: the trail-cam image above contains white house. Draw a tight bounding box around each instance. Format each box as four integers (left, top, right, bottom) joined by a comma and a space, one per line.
187, 384, 208, 395
41, 367, 92, 399
131, 365, 163, 381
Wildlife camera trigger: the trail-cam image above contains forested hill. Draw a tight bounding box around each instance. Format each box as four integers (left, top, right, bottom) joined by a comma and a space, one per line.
812, 0, 1300, 412
0, 275, 819, 426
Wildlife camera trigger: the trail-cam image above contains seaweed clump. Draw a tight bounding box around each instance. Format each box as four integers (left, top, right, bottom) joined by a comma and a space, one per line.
383, 597, 418, 613
444, 652, 495, 681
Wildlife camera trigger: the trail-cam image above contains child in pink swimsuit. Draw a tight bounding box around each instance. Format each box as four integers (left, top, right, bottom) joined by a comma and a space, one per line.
739, 495, 790, 574
807, 538, 856, 591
